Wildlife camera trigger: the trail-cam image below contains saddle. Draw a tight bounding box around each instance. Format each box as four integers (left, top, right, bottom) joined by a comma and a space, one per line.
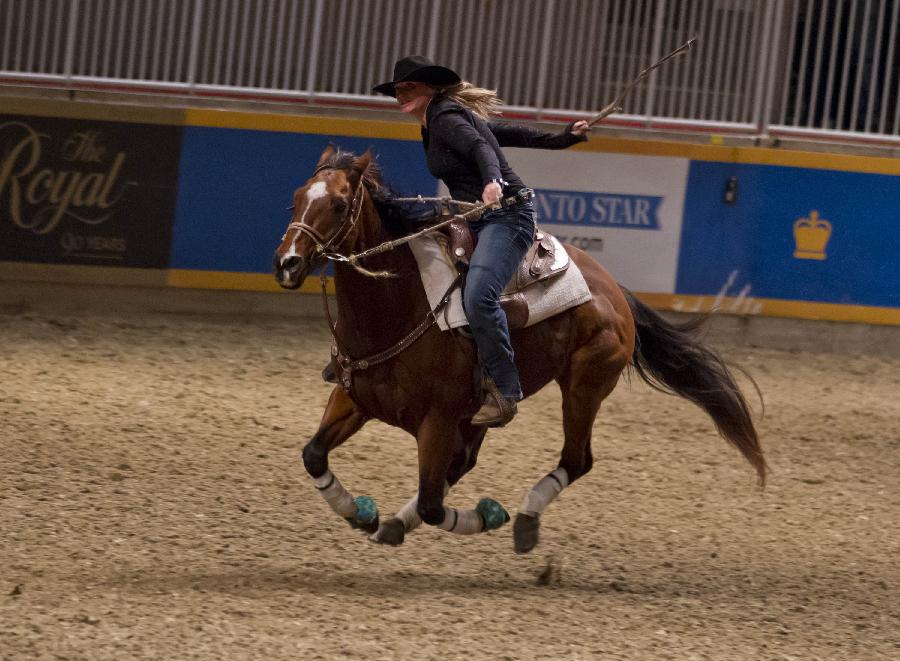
442, 218, 569, 329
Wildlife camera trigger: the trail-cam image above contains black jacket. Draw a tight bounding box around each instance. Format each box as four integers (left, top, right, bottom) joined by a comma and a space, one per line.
421, 94, 586, 203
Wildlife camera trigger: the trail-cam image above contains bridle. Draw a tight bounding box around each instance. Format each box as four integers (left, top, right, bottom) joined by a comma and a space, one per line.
281, 163, 368, 262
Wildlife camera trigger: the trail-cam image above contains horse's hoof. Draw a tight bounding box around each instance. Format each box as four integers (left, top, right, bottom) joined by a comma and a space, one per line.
513, 513, 540, 554
476, 497, 510, 531
345, 496, 379, 534
369, 517, 406, 546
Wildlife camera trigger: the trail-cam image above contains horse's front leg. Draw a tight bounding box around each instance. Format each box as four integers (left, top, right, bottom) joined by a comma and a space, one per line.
415, 413, 510, 536
301, 386, 378, 533
371, 421, 490, 545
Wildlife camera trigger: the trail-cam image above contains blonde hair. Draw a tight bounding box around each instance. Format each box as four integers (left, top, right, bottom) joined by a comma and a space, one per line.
442, 81, 503, 119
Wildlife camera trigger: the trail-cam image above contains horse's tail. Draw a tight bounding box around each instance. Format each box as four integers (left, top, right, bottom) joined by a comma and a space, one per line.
623, 289, 768, 486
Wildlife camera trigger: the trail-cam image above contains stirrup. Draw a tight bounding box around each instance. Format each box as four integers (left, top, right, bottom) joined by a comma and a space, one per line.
472, 378, 518, 427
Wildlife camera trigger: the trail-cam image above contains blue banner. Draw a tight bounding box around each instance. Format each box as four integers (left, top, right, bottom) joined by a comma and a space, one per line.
533, 188, 662, 230
171, 127, 436, 273
677, 161, 900, 309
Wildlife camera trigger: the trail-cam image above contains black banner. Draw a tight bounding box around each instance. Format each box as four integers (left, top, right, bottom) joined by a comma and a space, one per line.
0, 114, 182, 268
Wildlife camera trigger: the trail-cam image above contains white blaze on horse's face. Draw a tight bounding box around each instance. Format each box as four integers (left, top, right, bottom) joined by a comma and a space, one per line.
280, 181, 329, 270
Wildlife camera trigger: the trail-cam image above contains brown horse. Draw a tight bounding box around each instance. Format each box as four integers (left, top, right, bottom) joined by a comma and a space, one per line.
273, 145, 766, 553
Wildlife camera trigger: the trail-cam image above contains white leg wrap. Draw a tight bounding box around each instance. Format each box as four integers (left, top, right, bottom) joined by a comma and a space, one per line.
436, 507, 484, 535
312, 470, 356, 519
394, 482, 449, 532
395, 495, 423, 531
519, 468, 569, 517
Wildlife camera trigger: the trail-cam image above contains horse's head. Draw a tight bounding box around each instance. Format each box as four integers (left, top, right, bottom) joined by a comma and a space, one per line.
273, 146, 373, 289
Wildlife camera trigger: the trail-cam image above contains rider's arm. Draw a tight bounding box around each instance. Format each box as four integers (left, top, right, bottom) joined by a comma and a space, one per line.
488, 120, 589, 149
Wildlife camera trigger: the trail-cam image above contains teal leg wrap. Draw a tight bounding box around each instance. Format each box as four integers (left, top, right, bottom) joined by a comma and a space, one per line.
353, 496, 379, 525
475, 497, 510, 531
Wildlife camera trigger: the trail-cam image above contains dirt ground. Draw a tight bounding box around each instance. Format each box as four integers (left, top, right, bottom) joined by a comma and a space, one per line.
1, 307, 898, 660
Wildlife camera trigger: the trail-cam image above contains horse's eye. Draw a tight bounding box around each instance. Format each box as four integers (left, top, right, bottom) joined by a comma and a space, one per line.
332, 199, 348, 213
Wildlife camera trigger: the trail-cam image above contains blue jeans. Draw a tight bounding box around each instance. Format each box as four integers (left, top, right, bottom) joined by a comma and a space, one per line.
463, 201, 536, 401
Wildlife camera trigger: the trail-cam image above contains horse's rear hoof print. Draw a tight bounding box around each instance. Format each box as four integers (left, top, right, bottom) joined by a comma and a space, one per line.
513, 513, 540, 554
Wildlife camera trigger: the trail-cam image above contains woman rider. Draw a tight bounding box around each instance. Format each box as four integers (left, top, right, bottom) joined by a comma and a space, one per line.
373, 55, 589, 427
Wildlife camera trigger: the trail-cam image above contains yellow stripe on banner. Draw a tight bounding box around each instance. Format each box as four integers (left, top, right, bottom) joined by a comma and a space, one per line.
636, 292, 900, 326
164, 271, 899, 326
185, 108, 422, 140
0, 97, 185, 125
183, 106, 900, 176
166, 269, 335, 295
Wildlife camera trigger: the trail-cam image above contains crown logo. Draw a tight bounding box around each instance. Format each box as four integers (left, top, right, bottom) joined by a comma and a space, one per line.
793, 210, 832, 260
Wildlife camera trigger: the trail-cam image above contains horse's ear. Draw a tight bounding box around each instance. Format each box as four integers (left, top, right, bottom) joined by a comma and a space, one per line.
316, 144, 336, 168
353, 149, 373, 175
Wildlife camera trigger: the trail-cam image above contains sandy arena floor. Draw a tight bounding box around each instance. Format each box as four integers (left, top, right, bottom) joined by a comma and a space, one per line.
1, 308, 898, 660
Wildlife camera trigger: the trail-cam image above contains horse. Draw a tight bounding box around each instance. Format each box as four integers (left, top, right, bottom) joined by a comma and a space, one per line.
273, 145, 766, 553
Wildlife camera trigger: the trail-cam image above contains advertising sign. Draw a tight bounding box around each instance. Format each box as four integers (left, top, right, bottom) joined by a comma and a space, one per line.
0, 115, 182, 268
677, 161, 900, 310
504, 149, 689, 293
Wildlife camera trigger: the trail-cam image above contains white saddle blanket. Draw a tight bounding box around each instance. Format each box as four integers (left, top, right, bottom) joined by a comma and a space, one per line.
408, 233, 593, 331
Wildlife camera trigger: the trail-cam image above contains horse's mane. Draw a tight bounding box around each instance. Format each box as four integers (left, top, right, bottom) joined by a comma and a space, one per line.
323, 149, 441, 238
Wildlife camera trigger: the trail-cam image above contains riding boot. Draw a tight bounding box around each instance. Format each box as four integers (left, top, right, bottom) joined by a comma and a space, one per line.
472, 377, 518, 427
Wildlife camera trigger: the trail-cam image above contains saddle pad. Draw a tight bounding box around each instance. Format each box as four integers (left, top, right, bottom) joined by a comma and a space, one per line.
409, 233, 593, 332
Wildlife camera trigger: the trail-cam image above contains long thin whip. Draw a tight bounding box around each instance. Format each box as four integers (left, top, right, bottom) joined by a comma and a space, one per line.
588, 36, 697, 127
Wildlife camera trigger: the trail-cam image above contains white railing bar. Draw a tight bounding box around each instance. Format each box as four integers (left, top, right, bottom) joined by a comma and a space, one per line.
291, 0, 310, 90
688, 0, 710, 119
2, 1, 12, 69
731, 4, 752, 123
776, 0, 800, 125
676, 0, 699, 118
236, 0, 251, 87
223, 0, 238, 85
879, 0, 899, 133
50, 0, 63, 74
27, 0, 40, 72
13, 0, 24, 70
305, 0, 326, 100
603, 0, 621, 105
270, 0, 285, 89
187, 0, 204, 89
280, 0, 298, 90
806, 0, 830, 127
865, 0, 888, 132
752, 1, 775, 133
426, 0, 441, 57
330, 0, 348, 91
717, 0, 740, 122
64, 0, 78, 82
792, 0, 815, 126
836, 0, 860, 129
113, 3, 127, 79
249, 0, 264, 88
102, 0, 115, 77
162, 0, 176, 81
139, 0, 153, 79
770, 124, 900, 144
850, 0, 873, 131
127, 0, 139, 78
150, 0, 164, 80
759, 0, 786, 137
644, 0, 665, 120
533, 0, 556, 116
710, 0, 729, 121
822, 0, 844, 129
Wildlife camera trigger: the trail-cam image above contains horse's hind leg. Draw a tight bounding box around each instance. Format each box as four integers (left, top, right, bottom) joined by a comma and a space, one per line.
371, 422, 489, 546
514, 347, 625, 554
301, 386, 376, 533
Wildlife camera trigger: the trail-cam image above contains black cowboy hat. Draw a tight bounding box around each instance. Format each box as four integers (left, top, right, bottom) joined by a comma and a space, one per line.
372, 55, 461, 96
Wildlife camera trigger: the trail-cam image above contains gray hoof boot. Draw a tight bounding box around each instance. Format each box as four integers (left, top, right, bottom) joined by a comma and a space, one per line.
513, 513, 540, 554
369, 517, 406, 546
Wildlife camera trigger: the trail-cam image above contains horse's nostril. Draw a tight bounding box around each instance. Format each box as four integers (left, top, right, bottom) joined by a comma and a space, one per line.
282, 255, 303, 271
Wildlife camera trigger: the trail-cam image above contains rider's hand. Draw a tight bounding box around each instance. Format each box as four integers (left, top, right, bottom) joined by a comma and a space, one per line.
482, 181, 503, 206
570, 120, 590, 138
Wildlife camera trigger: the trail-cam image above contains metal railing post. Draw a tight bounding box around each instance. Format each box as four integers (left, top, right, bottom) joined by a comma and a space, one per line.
533, 0, 556, 119
644, 0, 667, 126
187, 0, 204, 92
305, 0, 326, 102
63, 0, 79, 84
427, 0, 442, 58
752, 0, 777, 139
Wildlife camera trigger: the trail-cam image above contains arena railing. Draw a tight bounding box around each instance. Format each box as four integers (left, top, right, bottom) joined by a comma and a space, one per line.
1, 0, 898, 146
